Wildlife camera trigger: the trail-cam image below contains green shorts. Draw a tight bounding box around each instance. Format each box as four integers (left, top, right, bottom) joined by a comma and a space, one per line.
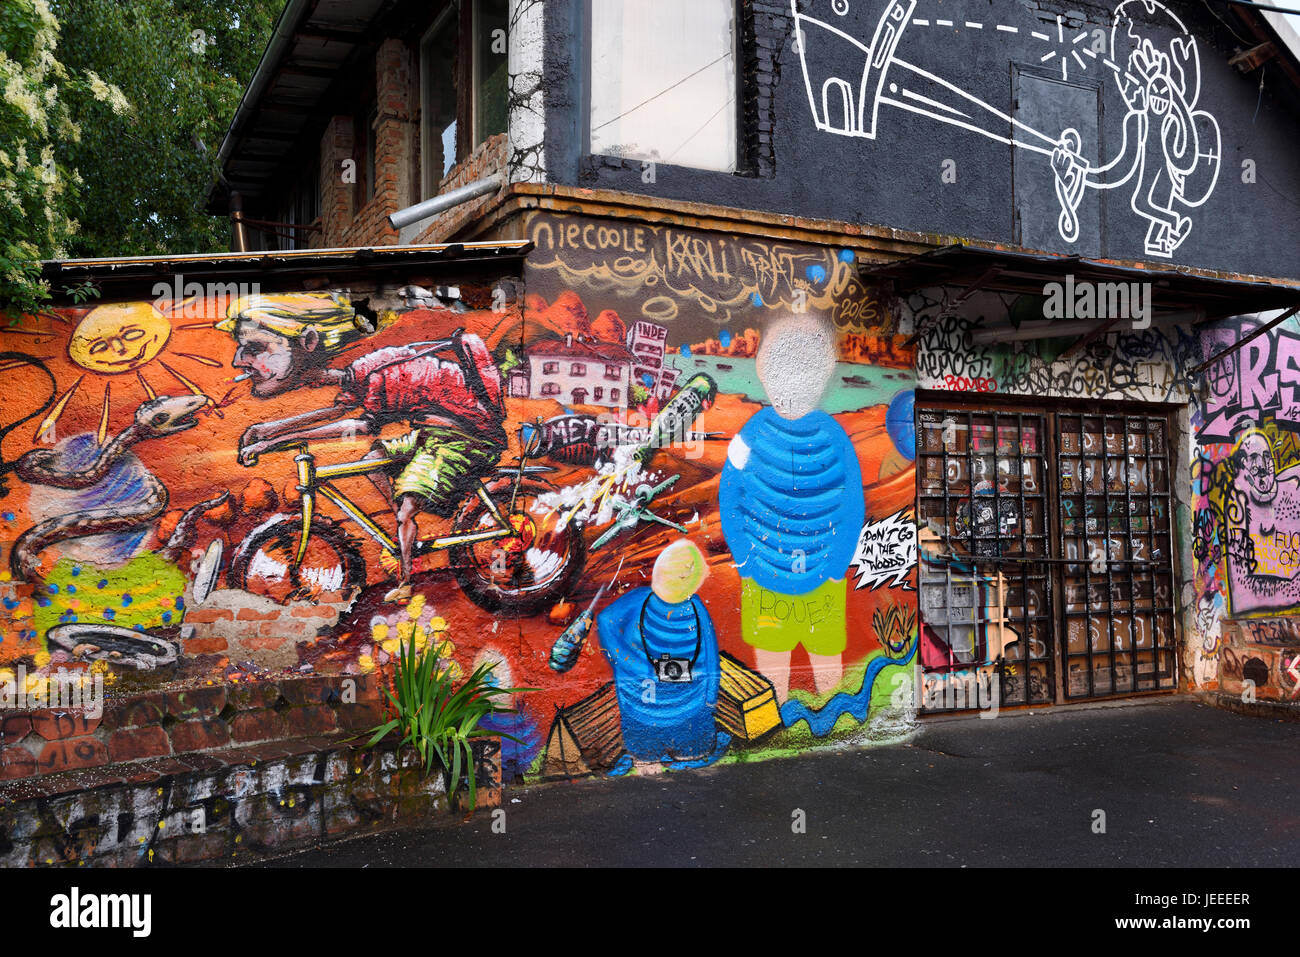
740, 577, 848, 656
378, 427, 502, 516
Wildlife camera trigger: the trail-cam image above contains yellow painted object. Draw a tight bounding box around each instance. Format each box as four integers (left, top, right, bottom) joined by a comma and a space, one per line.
715, 652, 781, 742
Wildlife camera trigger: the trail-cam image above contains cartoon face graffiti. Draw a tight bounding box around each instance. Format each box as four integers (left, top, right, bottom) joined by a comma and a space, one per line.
230, 319, 320, 397
68, 303, 171, 374
219, 293, 363, 397
1235, 431, 1276, 505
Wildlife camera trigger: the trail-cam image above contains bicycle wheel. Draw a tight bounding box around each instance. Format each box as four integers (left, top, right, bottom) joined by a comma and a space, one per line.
228, 513, 366, 604
448, 478, 586, 615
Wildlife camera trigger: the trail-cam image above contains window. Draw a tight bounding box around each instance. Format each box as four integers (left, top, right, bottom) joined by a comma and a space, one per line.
588, 0, 737, 172
541, 382, 560, 396
916, 402, 1177, 709
473, 0, 509, 145
610, 388, 620, 403
542, 361, 559, 374
594, 387, 603, 401
570, 362, 587, 376
420, 0, 509, 199
604, 364, 621, 379
420, 7, 459, 197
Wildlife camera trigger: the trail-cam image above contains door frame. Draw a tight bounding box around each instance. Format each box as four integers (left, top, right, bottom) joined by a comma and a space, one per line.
914, 388, 1186, 710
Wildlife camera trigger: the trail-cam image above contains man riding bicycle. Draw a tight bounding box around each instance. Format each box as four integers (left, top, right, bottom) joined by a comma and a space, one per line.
220, 293, 508, 603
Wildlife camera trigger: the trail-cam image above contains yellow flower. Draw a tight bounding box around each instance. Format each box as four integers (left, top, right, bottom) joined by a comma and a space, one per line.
370, 622, 389, 643
406, 593, 426, 618
428, 616, 447, 632
380, 637, 399, 656
395, 620, 414, 643
33, 649, 50, 667
358, 654, 376, 674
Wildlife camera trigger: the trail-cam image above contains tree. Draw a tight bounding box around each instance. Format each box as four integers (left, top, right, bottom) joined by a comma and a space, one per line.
53, 0, 279, 257
0, 0, 280, 316
0, 0, 125, 317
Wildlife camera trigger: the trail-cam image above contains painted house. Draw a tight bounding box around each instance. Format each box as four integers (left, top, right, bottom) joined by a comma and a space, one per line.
523, 333, 633, 408
4, 0, 1300, 866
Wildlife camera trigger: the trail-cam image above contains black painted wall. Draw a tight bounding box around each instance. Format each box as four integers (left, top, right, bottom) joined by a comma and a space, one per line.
543, 0, 1300, 281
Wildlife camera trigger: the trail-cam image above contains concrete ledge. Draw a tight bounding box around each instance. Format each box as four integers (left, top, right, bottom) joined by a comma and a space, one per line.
0, 736, 500, 866
1196, 690, 1300, 721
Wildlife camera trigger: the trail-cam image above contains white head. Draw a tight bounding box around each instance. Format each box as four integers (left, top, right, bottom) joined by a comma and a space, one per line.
756, 314, 837, 419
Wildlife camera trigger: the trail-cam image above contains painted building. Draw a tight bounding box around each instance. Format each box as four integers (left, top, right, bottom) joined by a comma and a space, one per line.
626, 320, 680, 401
522, 333, 633, 408
5, 0, 1300, 864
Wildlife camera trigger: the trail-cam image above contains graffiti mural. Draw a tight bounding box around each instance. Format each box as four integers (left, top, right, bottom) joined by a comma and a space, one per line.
0, 218, 922, 785
913, 289, 1196, 403
525, 214, 920, 774
793, 0, 1222, 257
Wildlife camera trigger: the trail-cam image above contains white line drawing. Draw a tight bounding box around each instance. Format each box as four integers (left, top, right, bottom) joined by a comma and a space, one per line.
792, 0, 1222, 258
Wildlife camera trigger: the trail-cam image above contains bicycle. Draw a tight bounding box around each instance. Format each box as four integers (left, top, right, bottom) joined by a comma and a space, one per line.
227, 424, 586, 615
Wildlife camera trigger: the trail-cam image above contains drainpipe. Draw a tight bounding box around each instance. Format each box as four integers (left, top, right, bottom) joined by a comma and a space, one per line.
388, 173, 504, 231
230, 191, 249, 253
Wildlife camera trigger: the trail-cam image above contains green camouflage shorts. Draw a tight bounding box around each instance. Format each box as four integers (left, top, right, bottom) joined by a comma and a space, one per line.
378, 427, 502, 515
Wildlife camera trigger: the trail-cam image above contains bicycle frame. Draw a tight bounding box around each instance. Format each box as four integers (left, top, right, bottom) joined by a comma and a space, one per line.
286, 445, 518, 566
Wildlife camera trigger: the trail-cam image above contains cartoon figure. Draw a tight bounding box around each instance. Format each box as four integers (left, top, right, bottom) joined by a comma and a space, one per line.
220, 293, 508, 603
1051, 2, 1221, 257
719, 315, 863, 700
1221, 428, 1300, 613
595, 538, 721, 762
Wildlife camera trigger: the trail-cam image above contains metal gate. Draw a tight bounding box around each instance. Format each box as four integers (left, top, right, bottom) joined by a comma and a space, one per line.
1056, 412, 1178, 699
916, 402, 1178, 711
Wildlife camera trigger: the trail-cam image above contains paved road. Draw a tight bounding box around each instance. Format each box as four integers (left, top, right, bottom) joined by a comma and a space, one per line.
262, 698, 1298, 867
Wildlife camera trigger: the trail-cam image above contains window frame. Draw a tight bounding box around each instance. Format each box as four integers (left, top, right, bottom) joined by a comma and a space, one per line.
581, 0, 742, 176
419, 3, 464, 200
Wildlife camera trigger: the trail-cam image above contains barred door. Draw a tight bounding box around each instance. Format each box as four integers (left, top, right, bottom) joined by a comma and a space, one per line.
1057, 413, 1178, 699
916, 402, 1178, 711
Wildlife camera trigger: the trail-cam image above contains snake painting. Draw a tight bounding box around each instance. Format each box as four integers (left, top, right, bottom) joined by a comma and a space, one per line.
7, 391, 227, 582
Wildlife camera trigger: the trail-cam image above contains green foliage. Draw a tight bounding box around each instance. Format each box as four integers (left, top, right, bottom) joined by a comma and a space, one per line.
0, 0, 88, 316
52, 0, 279, 257
0, 0, 278, 317
365, 637, 532, 812
630, 382, 650, 405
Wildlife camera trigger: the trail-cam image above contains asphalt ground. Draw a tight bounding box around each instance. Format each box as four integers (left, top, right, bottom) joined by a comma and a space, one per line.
262, 696, 1298, 868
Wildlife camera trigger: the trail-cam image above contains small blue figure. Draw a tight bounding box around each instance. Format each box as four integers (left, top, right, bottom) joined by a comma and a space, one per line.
596, 539, 720, 762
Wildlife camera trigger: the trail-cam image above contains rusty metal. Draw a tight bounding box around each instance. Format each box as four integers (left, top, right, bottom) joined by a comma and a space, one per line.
1188, 304, 1300, 376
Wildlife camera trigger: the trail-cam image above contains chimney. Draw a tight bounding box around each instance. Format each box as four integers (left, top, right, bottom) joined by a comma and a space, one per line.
565, 332, 573, 347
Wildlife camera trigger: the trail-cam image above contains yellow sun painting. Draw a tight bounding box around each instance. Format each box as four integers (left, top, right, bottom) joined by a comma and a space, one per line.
2, 298, 231, 446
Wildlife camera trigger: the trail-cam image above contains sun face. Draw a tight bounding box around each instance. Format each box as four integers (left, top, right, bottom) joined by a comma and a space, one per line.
69, 303, 172, 374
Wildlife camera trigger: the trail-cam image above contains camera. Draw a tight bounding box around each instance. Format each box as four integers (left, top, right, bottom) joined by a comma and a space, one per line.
653, 654, 693, 683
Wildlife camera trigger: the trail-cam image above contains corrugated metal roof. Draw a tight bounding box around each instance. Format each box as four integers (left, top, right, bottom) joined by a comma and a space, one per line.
40, 241, 532, 302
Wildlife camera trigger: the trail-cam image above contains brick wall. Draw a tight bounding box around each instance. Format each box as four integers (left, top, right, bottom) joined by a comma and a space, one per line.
0, 672, 502, 865
410, 134, 509, 244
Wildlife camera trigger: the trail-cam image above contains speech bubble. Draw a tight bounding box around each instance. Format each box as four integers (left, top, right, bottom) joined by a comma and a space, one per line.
850, 511, 916, 591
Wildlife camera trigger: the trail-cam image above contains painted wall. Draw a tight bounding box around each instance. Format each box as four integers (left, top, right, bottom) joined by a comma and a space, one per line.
543, 0, 1300, 280
1192, 312, 1300, 704
0, 221, 922, 784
